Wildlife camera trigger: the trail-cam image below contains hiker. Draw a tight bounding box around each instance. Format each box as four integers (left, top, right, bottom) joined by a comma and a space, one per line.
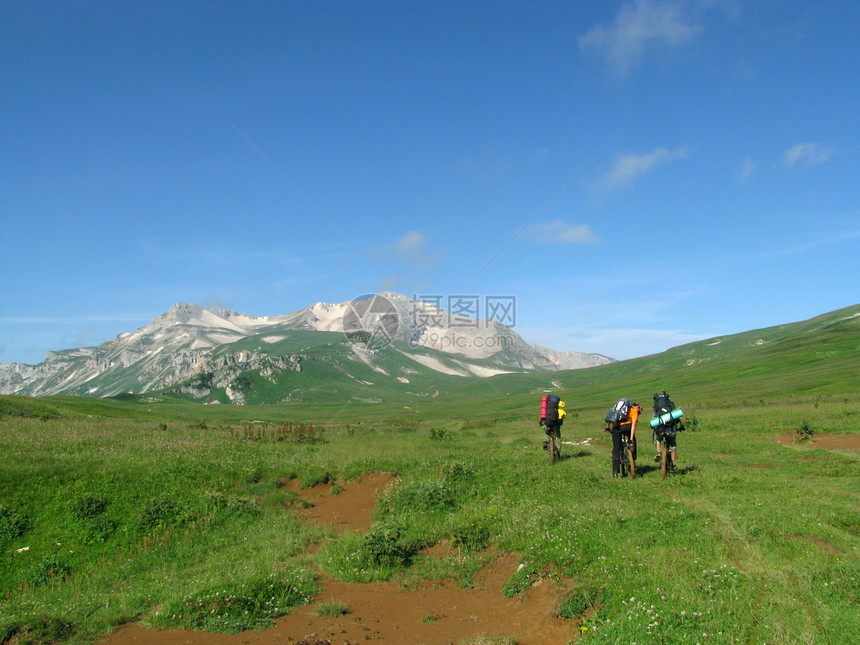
652, 391, 685, 469
604, 399, 640, 477
542, 400, 566, 447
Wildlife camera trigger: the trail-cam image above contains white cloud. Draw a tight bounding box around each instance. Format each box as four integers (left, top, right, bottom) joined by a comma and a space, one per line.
579, 0, 701, 74
532, 221, 599, 245
736, 158, 758, 184
602, 146, 692, 189
783, 142, 835, 168
371, 230, 439, 271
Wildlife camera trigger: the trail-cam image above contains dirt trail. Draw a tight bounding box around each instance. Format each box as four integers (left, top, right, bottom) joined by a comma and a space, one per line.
101, 472, 579, 645
775, 433, 860, 451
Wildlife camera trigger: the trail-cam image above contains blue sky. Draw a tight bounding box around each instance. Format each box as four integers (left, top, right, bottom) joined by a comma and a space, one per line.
2, 0, 858, 364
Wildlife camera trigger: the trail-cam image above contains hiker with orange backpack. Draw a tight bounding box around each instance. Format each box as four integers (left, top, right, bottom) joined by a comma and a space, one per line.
604, 398, 641, 477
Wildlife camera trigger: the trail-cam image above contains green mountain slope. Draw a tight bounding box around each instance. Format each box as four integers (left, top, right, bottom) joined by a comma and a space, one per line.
435, 303, 860, 420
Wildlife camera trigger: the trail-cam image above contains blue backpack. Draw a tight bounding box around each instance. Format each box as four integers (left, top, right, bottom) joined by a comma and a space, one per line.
605, 398, 630, 425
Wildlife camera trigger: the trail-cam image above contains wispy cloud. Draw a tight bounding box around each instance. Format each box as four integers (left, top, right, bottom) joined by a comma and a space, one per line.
532, 221, 599, 245
783, 142, 835, 168
602, 146, 693, 189
736, 158, 758, 184
370, 230, 439, 271
579, 0, 701, 75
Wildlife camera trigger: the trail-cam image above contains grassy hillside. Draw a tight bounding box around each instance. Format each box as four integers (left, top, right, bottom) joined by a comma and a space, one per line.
1, 306, 857, 643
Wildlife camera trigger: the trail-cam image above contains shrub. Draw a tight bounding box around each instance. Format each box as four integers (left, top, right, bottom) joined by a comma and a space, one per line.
429, 427, 451, 441
71, 495, 109, 520
795, 420, 815, 442
301, 470, 331, 489
362, 521, 417, 566
137, 496, 187, 533
387, 480, 456, 513
83, 515, 118, 544
28, 557, 71, 586
0, 504, 30, 540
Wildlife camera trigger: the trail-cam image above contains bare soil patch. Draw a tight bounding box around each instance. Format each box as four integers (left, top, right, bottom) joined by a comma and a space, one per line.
101, 472, 580, 645
289, 471, 398, 534
775, 433, 860, 451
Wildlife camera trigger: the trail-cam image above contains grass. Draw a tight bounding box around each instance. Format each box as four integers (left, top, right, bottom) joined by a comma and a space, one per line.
1, 306, 858, 643
2, 397, 856, 643
313, 600, 350, 617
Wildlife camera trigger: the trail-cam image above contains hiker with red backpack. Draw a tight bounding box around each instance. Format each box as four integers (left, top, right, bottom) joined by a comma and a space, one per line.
540, 395, 566, 454
604, 398, 641, 477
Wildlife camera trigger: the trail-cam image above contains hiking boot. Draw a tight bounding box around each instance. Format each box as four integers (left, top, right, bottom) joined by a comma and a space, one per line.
654, 454, 661, 463
542, 440, 548, 451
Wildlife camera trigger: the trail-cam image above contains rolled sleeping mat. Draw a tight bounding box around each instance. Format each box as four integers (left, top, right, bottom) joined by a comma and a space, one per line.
650, 408, 684, 428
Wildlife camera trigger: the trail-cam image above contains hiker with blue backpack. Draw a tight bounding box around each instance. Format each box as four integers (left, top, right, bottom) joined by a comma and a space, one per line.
604, 398, 641, 477
652, 391, 685, 470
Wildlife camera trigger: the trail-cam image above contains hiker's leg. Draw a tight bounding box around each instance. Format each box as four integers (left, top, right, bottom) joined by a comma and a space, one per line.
611, 429, 623, 475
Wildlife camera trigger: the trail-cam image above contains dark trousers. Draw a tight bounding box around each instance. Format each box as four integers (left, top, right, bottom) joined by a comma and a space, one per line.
610, 426, 636, 474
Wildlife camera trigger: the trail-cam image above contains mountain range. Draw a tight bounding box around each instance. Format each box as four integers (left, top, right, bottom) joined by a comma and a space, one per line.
0, 293, 612, 401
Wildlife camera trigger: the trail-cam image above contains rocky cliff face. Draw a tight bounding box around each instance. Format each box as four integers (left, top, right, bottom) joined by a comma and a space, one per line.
0, 295, 613, 398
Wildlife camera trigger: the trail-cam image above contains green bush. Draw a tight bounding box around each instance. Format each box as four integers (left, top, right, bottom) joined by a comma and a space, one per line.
0, 503, 30, 540
362, 521, 417, 566
795, 420, 815, 441
71, 495, 109, 520
386, 480, 456, 513
28, 557, 71, 587
83, 515, 118, 544
429, 427, 451, 441
137, 496, 187, 533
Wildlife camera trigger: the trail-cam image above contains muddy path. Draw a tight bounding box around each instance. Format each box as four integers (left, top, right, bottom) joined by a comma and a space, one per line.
101, 472, 579, 645
775, 433, 860, 451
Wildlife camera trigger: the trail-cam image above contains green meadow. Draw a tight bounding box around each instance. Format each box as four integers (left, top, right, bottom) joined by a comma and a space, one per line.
1, 306, 858, 644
